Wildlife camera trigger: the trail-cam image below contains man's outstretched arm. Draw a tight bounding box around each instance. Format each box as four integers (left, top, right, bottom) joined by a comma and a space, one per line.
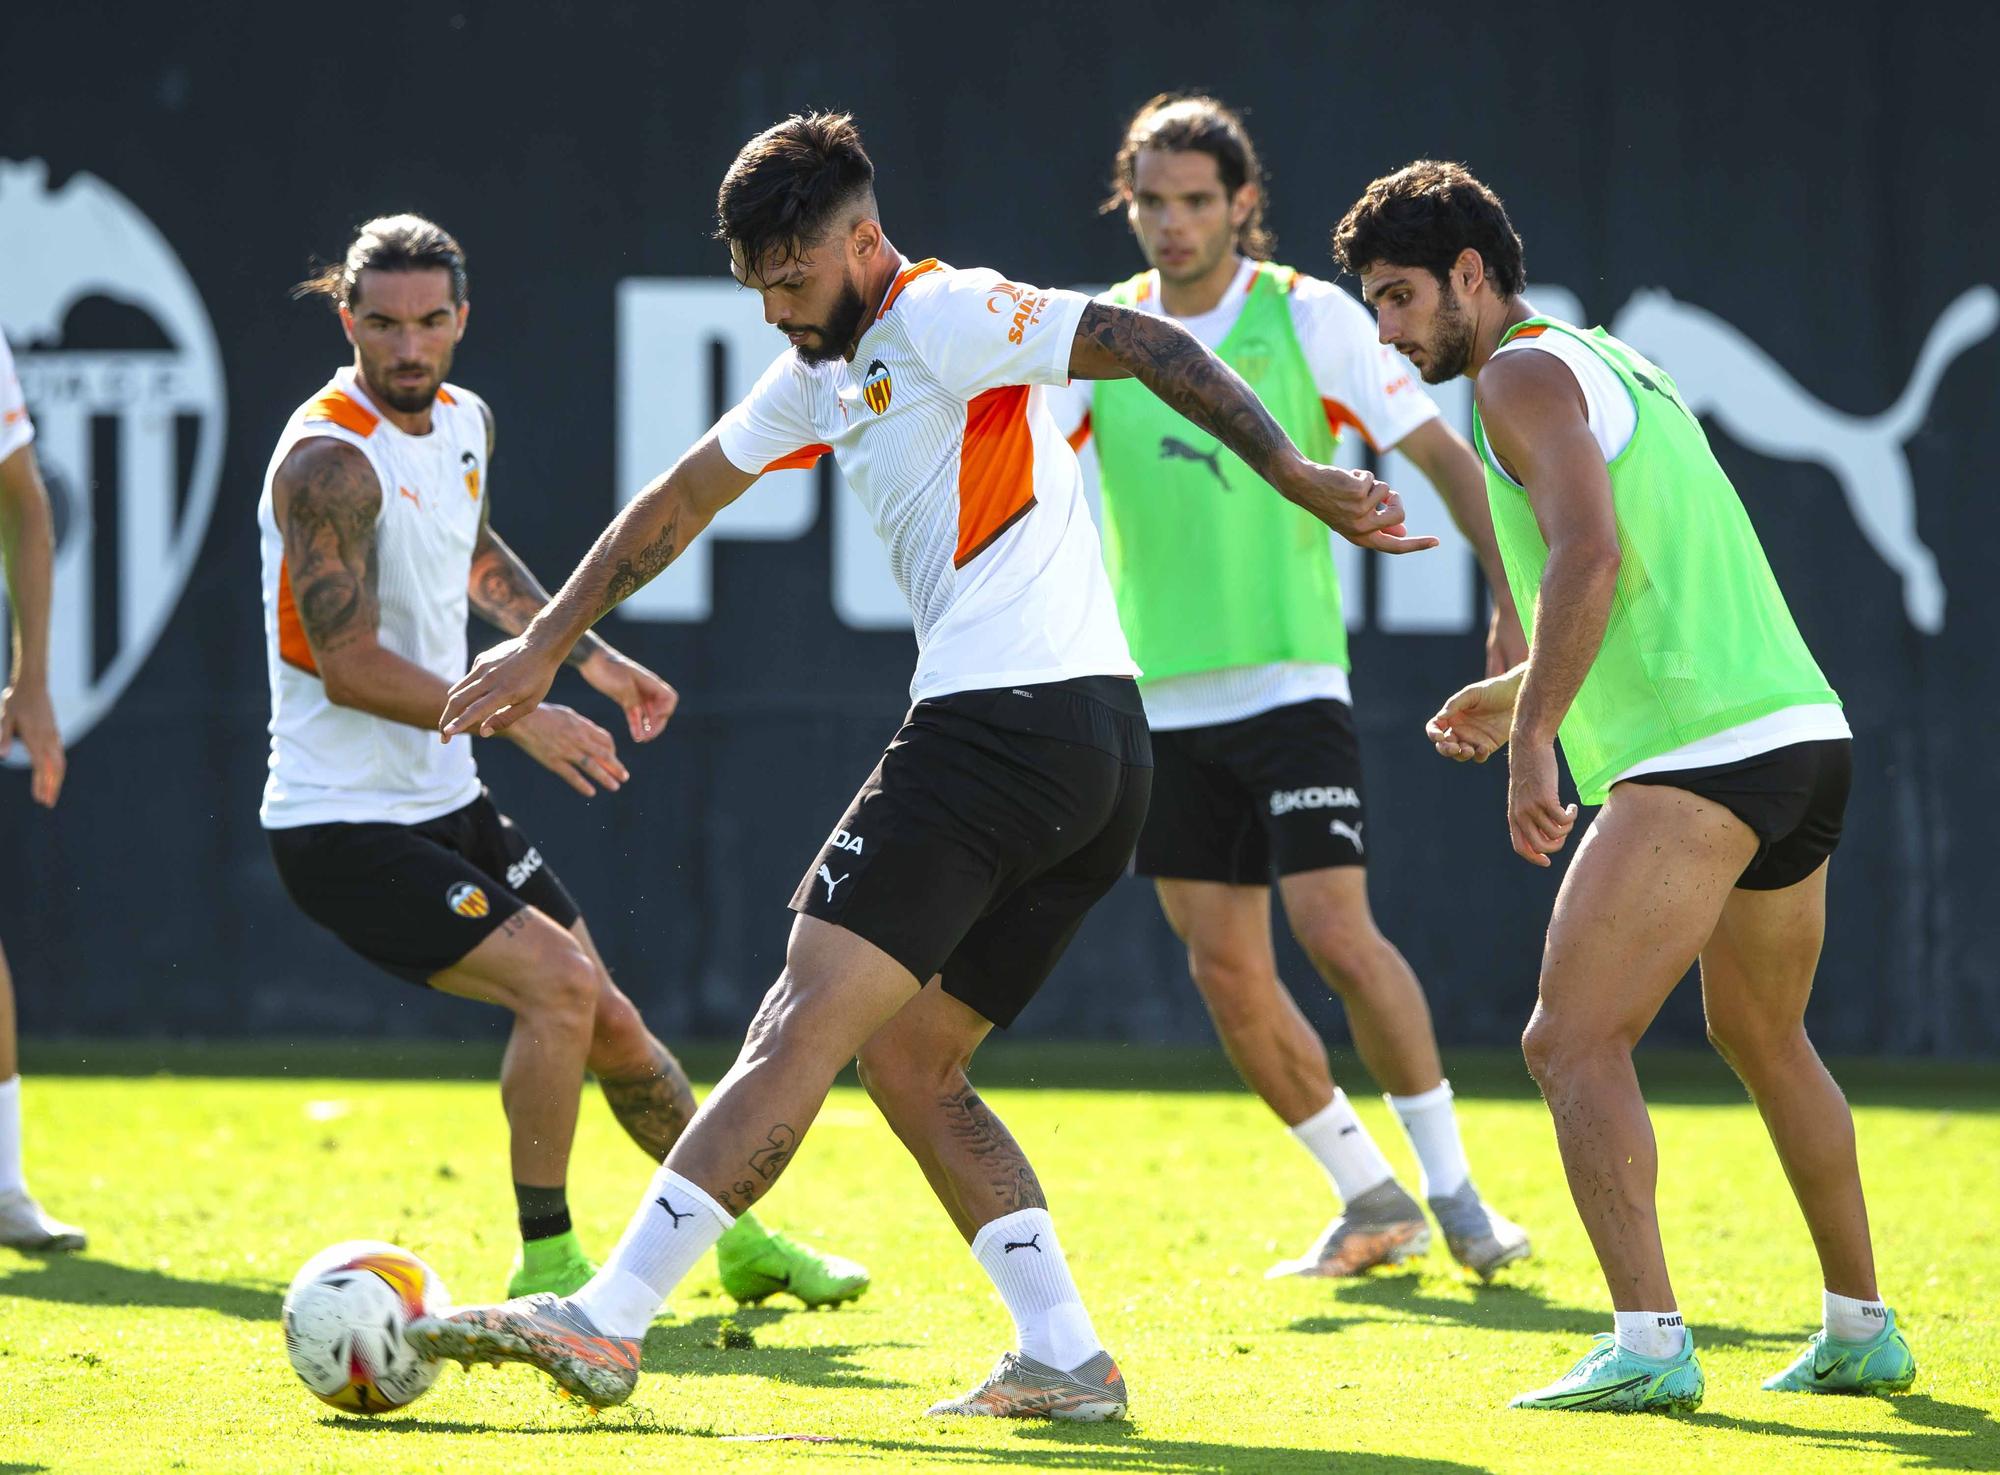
440, 433, 755, 739
1067, 302, 1436, 554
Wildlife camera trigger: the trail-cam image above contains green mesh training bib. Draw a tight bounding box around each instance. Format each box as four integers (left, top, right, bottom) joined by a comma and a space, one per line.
1471, 318, 1840, 804
1091, 262, 1348, 683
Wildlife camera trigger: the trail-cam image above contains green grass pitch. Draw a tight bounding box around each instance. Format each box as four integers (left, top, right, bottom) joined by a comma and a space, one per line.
1, 1043, 1995, 1473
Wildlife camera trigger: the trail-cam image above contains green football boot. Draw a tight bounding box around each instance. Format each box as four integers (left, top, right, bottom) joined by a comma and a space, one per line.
715, 1214, 870, 1308
1763, 1311, 1915, 1395
506, 1228, 598, 1299
1510, 1332, 1705, 1413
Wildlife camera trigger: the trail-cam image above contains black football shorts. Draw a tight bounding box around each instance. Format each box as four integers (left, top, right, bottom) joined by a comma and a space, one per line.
1136, 698, 1368, 884
267, 789, 580, 984
791, 676, 1152, 1028
1618, 738, 1851, 891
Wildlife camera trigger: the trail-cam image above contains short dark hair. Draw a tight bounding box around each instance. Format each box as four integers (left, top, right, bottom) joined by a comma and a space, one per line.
294, 213, 468, 310
1332, 161, 1525, 297
1104, 92, 1274, 258
716, 111, 877, 276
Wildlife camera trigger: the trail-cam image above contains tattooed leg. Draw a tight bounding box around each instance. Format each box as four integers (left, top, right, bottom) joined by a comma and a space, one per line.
644, 913, 921, 1217
598, 1039, 699, 1162
856, 983, 1048, 1242
569, 918, 699, 1161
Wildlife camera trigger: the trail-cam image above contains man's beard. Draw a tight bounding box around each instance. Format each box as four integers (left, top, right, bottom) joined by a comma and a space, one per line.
793, 278, 869, 365
1419, 289, 1475, 383
372, 358, 447, 414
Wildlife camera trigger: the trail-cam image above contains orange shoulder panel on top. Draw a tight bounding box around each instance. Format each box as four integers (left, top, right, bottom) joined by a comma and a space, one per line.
1321, 396, 1380, 452
762, 443, 832, 474
275, 561, 318, 676
435, 387, 457, 405
878, 258, 942, 317
303, 387, 379, 438
955, 385, 1036, 567
1065, 410, 1092, 453
1510, 324, 1550, 339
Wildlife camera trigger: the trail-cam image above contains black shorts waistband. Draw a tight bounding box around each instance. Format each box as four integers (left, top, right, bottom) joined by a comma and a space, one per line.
917, 676, 1151, 766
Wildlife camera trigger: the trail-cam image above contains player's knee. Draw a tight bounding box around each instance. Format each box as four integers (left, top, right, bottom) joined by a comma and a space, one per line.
1520, 1011, 1571, 1087
526, 942, 599, 1035
855, 1035, 960, 1116
1185, 945, 1265, 1015
1292, 919, 1380, 999
1705, 1014, 1803, 1078
589, 986, 654, 1073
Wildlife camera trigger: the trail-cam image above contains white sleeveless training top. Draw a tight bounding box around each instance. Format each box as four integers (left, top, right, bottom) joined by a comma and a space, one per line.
257, 367, 489, 829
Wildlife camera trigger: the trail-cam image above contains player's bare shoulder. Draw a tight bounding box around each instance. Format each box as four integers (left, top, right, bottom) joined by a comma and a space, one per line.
1474, 342, 1585, 430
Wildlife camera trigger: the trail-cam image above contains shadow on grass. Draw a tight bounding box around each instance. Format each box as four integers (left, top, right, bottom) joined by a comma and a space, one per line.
0, 1464, 50, 1474
639, 1307, 913, 1390
325, 1412, 1492, 1472
0, 1252, 279, 1322
1285, 1275, 1791, 1352
1687, 1393, 2000, 1472
849, 1429, 1492, 1473
322, 1406, 717, 1438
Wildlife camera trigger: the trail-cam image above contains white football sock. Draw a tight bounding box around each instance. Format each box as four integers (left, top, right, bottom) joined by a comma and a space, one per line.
572, 1167, 731, 1339
1824, 1288, 1890, 1343
971, 1208, 1101, 1371
0, 1076, 24, 1197
1614, 1310, 1687, 1359
1385, 1079, 1471, 1200
1290, 1090, 1396, 1205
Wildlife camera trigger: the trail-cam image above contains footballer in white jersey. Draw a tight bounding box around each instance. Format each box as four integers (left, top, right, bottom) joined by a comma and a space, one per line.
0, 325, 87, 1254
424, 112, 1434, 1422
262, 214, 869, 1311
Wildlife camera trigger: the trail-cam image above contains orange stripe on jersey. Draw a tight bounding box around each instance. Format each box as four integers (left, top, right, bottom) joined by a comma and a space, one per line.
275, 561, 319, 676
1065, 410, 1091, 453
304, 387, 379, 438
762, 443, 831, 473
878, 258, 942, 317
955, 385, 1036, 567
1509, 324, 1550, 340
1321, 396, 1380, 452
436, 387, 457, 405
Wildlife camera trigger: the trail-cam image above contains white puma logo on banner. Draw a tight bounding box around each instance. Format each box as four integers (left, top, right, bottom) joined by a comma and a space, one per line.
1613, 285, 1997, 634
817, 863, 849, 903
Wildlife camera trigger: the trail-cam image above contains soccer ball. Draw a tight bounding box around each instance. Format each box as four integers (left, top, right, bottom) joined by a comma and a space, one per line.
282, 1240, 451, 1414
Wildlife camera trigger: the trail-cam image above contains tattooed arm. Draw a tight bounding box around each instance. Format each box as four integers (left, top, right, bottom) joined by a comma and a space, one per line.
1068, 302, 1436, 553
440, 432, 755, 739
274, 437, 632, 797
273, 438, 454, 727
465, 405, 678, 741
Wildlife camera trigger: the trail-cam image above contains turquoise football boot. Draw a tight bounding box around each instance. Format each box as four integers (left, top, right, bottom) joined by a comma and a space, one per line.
1763, 1311, 1916, 1394
1510, 1331, 1705, 1413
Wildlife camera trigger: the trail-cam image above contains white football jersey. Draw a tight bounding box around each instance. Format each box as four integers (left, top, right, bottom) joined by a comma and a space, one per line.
257, 367, 488, 828
0, 327, 34, 463
716, 258, 1137, 701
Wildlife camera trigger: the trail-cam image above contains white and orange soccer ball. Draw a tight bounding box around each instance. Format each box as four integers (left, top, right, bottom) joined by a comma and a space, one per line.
282, 1240, 451, 1414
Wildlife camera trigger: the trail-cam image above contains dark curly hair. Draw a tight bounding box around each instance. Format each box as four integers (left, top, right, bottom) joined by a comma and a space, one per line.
716, 111, 877, 276
1332, 160, 1525, 297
